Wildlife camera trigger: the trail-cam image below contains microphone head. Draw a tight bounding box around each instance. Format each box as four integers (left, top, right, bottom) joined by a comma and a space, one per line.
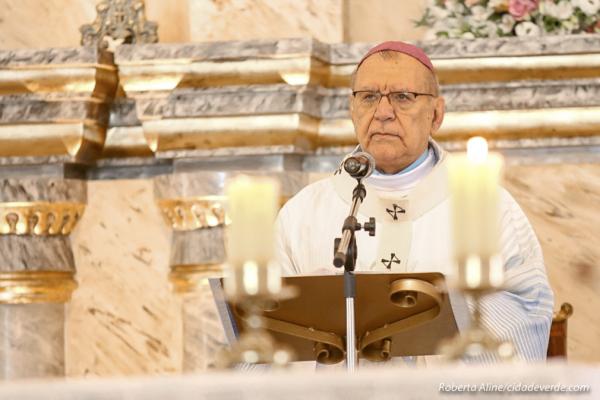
343, 151, 375, 179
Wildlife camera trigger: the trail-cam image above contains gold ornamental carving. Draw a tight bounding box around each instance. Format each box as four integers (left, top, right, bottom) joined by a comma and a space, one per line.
157, 197, 230, 231
0, 202, 85, 235
170, 263, 224, 294
80, 0, 158, 49
0, 271, 78, 304
158, 196, 290, 232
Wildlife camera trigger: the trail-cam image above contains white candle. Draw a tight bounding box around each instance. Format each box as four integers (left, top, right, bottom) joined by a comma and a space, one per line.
448, 137, 504, 290
225, 175, 281, 297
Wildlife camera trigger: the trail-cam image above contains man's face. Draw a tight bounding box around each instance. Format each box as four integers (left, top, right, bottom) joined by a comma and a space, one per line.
350, 53, 445, 174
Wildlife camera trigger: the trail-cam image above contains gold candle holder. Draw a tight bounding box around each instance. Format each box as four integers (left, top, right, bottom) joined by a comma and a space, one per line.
439, 256, 514, 361
216, 176, 294, 369
441, 138, 514, 361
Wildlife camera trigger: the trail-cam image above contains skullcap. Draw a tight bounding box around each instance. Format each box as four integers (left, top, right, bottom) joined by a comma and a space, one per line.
357, 41, 434, 72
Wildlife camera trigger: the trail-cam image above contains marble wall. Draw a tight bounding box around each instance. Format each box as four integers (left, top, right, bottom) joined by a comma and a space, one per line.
67, 179, 182, 376
188, 0, 343, 43
0, 0, 427, 49
0, 0, 189, 49
344, 0, 428, 42
504, 163, 600, 363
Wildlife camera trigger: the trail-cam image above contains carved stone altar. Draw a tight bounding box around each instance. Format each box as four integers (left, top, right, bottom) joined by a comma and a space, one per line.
1, 34, 599, 377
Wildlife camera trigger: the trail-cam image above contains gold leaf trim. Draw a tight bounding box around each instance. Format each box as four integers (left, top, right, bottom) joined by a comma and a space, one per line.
0, 271, 77, 304
0, 202, 85, 235
169, 263, 224, 294
157, 196, 229, 231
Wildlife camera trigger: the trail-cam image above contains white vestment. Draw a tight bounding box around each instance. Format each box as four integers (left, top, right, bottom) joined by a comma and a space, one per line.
274, 140, 554, 363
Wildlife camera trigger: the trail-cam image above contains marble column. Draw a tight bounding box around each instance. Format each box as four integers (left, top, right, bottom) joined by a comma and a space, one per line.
155, 167, 307, 371
0, 177, 86, 379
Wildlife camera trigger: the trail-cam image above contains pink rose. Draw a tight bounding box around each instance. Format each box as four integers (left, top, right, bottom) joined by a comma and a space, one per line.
465, 0, 481, 6
508, 0, 539, 20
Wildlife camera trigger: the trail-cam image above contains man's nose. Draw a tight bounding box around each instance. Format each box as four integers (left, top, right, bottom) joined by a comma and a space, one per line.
373, 95, 395, 121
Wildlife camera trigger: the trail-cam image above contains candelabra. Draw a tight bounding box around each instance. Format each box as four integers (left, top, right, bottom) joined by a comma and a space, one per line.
216, 176, 294, 368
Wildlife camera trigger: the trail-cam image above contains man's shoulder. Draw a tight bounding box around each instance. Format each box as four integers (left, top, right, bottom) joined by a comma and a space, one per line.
289, 175, 336, 201
281, 175, 337, 212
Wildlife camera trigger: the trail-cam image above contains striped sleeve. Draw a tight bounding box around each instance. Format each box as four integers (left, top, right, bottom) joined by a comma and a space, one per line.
466, 188, 554, 362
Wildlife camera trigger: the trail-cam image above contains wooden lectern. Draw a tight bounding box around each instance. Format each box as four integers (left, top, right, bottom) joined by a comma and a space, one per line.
212, 272, 461, 364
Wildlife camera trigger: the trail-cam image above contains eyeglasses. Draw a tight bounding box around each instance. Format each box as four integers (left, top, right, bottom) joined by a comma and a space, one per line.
352, 90, 435, 111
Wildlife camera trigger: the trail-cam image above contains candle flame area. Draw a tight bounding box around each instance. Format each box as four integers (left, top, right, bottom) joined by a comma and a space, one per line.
466, 136, 488, 163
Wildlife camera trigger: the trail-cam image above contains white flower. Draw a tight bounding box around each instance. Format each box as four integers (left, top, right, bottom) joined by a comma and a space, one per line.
572, 0, 600, 16
539, 0, 575, 20
499, 13, 516, 34
462, 31, 476, 39
515, 21, 542, 36
483, 21, 500, 37
471, 5, 494, 21
430, 5, 450, 20
445, 0, 467, 15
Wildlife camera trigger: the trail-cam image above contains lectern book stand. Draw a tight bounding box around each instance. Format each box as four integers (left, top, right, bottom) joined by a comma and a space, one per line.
211, 272, 460, 364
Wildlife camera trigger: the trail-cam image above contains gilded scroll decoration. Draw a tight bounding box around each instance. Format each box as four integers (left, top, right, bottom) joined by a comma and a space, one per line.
157, 197, 230, 231
0, 202, 85, 236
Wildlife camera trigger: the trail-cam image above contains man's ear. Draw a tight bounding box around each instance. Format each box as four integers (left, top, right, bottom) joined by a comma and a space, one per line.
431, 96, 445, 135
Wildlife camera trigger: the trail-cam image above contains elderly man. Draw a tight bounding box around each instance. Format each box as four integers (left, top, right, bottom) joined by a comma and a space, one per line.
274, 41, 554, 362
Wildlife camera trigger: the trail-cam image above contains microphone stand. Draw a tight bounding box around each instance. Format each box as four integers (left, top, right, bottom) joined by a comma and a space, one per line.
333, 179, 375, 372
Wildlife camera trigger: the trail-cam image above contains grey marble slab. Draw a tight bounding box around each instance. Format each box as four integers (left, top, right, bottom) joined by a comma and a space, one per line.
156, 145, 312, 160
136, 85, 323, 120
182, 290, 227, 372
123, 79, 600, 122
154, 170, 308, 199
0, 46, 99, 67
0, 155, 79, 166
109, 98, 141, 127
115, 38, 329, 63
170, 228, 226, 266
329, 34, 600, 64
0, 236, 75, 272
0, 98, 109, 124
0, 178, 86, 202
0, 304, 65, 379
116, 35, 600, 67
0, 164, 87, 179
172, 154, 304, 174
442, 79, 600, 112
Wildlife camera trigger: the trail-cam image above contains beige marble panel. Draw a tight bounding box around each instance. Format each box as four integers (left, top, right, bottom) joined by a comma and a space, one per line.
67, 179, 182, 377
0, 0, 96, 49
505, 163, 600, 363
344, 0, 428, 43
188, 0, 343, 43
0, 0, 189, 49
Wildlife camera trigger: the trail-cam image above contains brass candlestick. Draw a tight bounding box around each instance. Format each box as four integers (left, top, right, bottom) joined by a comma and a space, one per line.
216, 261, 295, 369
439, 255, 514, 361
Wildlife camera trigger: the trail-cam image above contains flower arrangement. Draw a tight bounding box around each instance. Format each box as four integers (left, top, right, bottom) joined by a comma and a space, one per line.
416, 0, 600, 39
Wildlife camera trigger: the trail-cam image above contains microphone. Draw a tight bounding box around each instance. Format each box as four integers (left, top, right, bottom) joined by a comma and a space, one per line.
343, 152, 375, 179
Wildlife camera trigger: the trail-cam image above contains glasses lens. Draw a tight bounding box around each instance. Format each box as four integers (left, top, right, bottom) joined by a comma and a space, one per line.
389, 92, 417, 109
357, 91, 380, 106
